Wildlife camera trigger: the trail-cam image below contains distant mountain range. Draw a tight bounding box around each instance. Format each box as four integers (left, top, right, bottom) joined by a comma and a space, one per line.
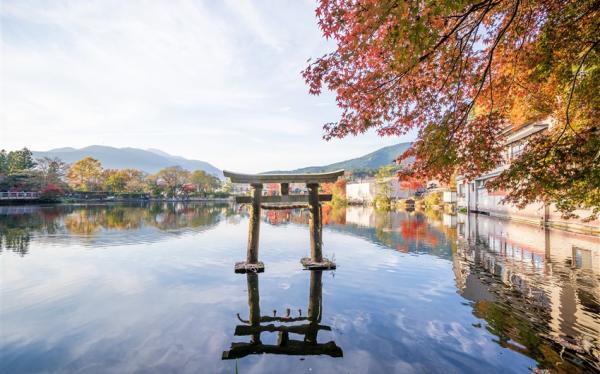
265, 142, 412, 174
32, 142, 412, 179
33, 146, 222, 177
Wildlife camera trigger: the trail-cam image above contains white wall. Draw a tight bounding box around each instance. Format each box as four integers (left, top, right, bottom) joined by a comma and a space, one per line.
347, 179, 409, 202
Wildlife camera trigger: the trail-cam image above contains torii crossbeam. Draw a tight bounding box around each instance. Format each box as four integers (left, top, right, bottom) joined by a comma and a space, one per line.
224, 170, 344, 273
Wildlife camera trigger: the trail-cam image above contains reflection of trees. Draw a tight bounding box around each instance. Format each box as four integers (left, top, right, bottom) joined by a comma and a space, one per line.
262, 204, 347, 227
321, 204, 346, 225
0, 203, 233, 256
0, 206, 63, 256
333, 209, 453, 259
145, 203, 230, 231
0, 228, 31, 256
257, 206, 454, 258
62, 203, 230, 233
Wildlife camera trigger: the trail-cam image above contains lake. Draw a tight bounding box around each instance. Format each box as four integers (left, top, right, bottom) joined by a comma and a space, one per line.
1, 203, 599, 373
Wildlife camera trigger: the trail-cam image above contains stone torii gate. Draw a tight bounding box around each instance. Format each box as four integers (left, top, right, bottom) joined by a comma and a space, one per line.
223, 170, 344, 273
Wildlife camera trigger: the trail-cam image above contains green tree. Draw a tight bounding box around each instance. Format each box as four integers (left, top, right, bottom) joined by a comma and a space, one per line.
7, 148, 36, 174
374, 165, 395, 210
103, 169, 128, 193
67, 157, 103, 191
0, 150, 8, 176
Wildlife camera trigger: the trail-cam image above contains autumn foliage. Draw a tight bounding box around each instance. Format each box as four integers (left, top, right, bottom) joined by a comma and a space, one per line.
39, 183, 63, 200
304, 0, 599, 218
398, 174, 424, 192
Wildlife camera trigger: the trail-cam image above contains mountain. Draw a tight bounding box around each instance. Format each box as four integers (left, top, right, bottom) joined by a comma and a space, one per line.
33, 145, 222, 177
265, 142, 412, 174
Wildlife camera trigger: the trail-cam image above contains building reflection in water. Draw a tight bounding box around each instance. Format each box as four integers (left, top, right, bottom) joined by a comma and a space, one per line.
222, 271, 343, 360
453, 212, 600, 372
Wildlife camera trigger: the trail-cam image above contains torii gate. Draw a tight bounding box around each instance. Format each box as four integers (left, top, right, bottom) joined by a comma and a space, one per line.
223, 170, 344, 273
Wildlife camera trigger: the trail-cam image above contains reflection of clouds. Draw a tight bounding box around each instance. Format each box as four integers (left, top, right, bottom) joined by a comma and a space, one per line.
426, 320, 488, 355
2, 266, 244, 373
415, 277, 454, 302
331, 311, 372, 334
394, 310, 410, 332
393, 359, 421, 373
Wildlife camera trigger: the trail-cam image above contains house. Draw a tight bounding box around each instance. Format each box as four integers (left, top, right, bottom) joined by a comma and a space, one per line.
232, 183, 250, 195
456, 120, 599, 235
346, 177, 410, 204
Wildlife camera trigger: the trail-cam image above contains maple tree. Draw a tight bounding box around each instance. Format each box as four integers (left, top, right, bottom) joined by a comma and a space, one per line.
304, 0, 599, 218
399, 174, 425, 195
39, 183, 64, 200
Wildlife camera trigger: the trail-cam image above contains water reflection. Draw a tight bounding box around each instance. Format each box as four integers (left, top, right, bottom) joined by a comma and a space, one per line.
453, 213, 600, 372
259, 206, 600, 371
222, 271, 342, 359
337, 206, 455, 259
1, 203, 599, 372
0, 203, 233, 254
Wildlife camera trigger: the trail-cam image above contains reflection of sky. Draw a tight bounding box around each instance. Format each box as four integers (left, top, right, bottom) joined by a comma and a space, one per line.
2, 206, 595, 373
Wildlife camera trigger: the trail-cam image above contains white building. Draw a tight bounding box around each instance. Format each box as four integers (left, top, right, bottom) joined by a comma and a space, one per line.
456, 120, 600, 235
346, 177, 410, 203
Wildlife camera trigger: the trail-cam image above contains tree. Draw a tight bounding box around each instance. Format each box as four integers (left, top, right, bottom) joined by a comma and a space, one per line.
144, 174, 163, 197
123, 169, 147, 193
155, 166, 190, 197
36, 157, 68, 185
322, 178, 348, 205
374, 165, 395, 209
0, 150, 8, 176
7, 148, 36, 174
39, 183, 64, 200
304, 0, 599, 218
67, 157, 103, 191
103, 169, 128, 193
189, 170, 220, 195
399, 174, 425, 196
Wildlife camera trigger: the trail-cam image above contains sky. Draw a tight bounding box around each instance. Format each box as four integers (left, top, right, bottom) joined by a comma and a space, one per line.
0, 0, 414, 172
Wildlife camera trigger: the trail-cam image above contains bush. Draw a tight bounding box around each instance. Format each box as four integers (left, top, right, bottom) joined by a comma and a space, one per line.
39, 183, 64, 200
373, 195, 392, 210
423, 191, 442, 207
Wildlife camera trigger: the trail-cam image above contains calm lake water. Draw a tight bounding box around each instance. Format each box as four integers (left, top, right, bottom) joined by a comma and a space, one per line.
1, 203, 599, 373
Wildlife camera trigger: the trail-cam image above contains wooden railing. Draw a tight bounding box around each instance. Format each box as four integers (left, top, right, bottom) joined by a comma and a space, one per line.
0, 191, 40, 200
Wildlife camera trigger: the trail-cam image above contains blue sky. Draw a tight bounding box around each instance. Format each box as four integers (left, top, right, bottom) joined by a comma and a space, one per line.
0, 0, 414, 172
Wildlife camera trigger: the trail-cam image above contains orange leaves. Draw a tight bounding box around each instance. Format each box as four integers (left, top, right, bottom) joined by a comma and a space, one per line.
399, 218, 438, 247
398, 174, 424, 191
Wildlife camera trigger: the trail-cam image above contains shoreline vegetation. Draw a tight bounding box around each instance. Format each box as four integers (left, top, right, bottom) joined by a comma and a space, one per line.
0, 148, 229, 204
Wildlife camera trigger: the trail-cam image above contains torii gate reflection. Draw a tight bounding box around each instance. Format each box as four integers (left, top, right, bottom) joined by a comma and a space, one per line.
222, 271, 343, 359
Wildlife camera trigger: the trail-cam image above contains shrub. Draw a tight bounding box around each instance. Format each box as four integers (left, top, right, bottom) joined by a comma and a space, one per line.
39, 183, 64, 200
